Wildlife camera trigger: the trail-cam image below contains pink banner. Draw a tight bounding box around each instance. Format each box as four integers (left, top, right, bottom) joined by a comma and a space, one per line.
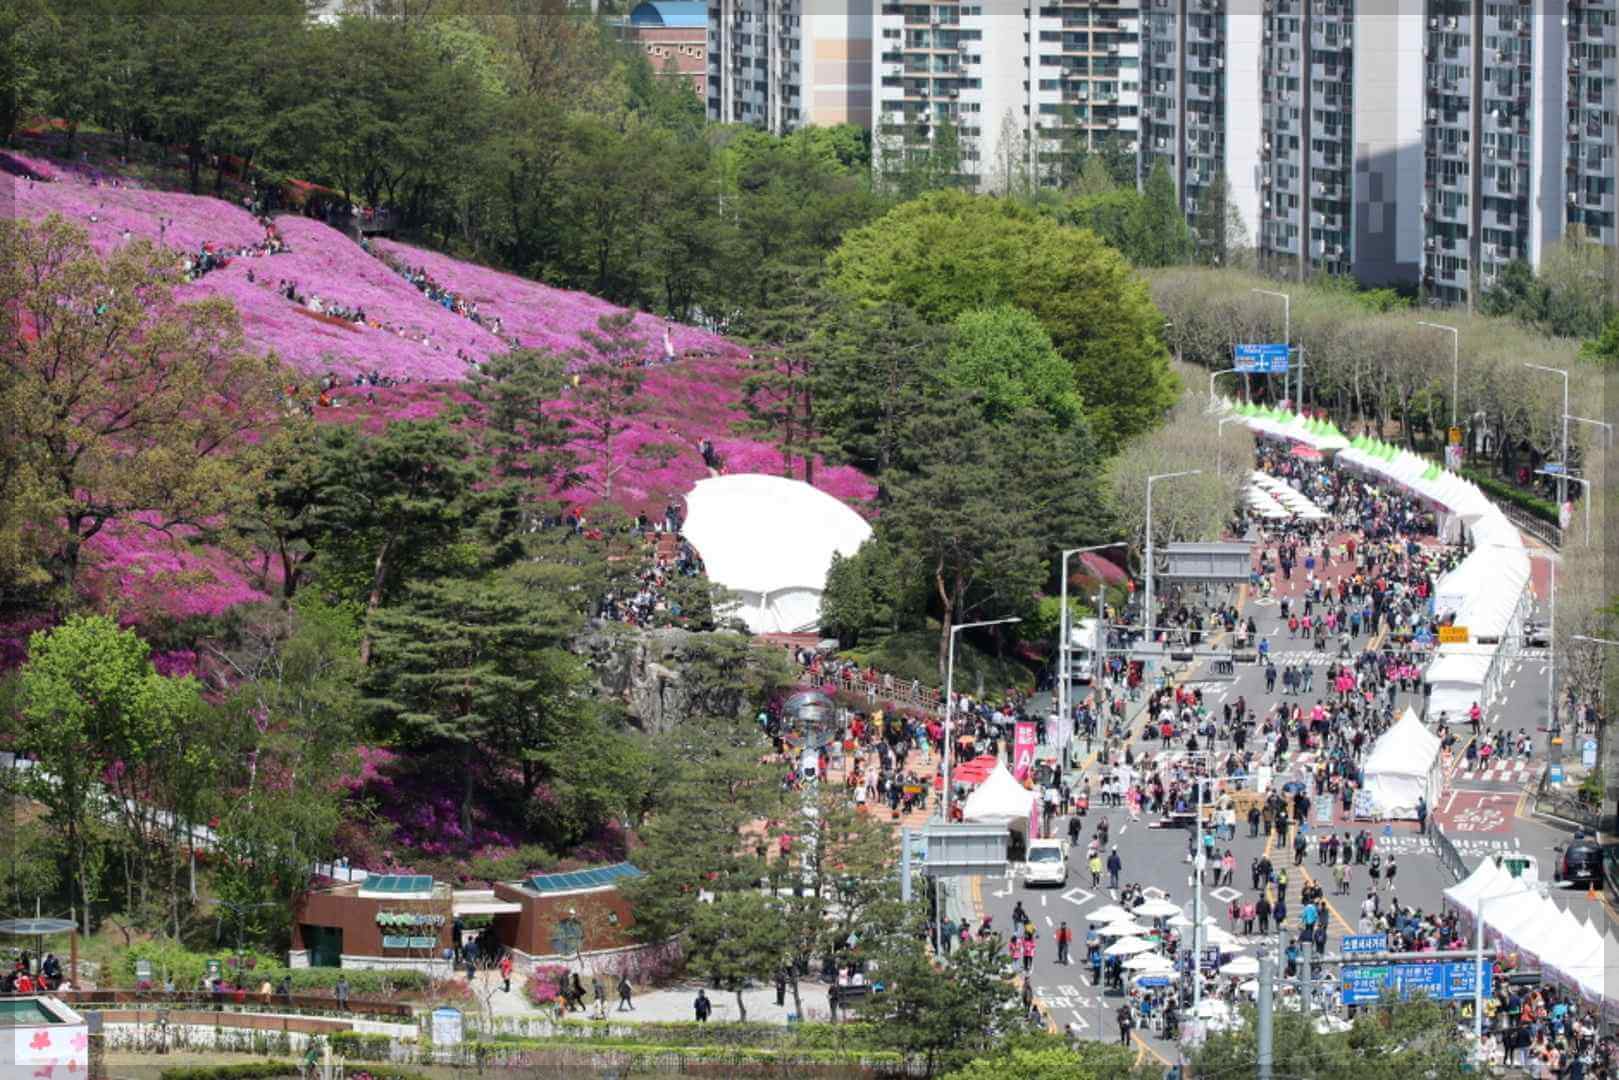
1012, 721, 1037, 781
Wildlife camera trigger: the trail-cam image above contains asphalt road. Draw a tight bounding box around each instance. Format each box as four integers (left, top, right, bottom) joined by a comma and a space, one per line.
978, 538, 1572, 1070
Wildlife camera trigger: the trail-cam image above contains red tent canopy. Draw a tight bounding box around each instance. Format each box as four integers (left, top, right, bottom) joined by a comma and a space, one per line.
1291, 445, 1323, 461
937, 754, 1000, 789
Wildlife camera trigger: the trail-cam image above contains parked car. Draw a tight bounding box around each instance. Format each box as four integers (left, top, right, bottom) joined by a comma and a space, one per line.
1558, 837, 1604, 886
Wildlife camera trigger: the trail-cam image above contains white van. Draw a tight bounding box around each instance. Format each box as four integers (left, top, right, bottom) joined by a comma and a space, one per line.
1067, 618, 1101, 684
1024, 838, 1068, 888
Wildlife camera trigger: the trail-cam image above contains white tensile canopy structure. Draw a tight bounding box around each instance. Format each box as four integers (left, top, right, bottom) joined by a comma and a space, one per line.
960, 761, 1036, 825
1359, 708, 1442, 820
681, 474, 872, 634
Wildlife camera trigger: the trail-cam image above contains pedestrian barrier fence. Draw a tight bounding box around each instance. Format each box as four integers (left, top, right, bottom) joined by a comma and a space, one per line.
1430, 824, 1469, 884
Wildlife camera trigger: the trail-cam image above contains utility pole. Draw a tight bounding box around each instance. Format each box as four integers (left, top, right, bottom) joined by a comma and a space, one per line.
1256, 953, 1275, 1080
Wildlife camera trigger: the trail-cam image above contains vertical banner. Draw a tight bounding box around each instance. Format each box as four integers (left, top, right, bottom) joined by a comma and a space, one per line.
1028, 789, 1042, 840
1013, 721, 1037, 781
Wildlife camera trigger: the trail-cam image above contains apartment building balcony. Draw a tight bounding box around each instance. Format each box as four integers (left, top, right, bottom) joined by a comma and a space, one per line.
1427, 13, 1471, 34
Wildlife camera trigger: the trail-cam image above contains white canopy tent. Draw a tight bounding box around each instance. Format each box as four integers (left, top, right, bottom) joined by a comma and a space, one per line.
682, 474, 872, 634
1359, 708, 1442, 819
960, 761, 1036, 825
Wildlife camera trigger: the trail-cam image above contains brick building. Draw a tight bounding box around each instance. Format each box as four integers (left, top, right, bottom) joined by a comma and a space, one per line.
625, 2, 710, 100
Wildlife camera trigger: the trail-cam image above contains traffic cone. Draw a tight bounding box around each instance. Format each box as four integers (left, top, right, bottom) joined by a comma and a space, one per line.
1587, 884, 1599, 903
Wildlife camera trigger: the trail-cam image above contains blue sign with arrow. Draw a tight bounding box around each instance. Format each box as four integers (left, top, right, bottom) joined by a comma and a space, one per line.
1340, 961, 1490, 1005
1235, 344, 1291, 374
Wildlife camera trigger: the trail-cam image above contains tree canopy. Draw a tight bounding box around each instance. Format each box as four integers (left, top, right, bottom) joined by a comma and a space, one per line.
827, 190, 1178, 449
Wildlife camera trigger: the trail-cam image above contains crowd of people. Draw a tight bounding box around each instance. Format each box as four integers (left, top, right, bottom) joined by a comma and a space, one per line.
374, 251, 507, 341
180, 221, 288, 282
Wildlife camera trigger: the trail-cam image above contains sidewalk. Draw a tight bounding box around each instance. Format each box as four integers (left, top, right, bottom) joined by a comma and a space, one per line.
473, 970, 825, 1026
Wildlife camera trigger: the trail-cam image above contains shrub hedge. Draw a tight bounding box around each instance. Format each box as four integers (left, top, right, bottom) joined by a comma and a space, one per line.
330, 1031, 395, 1061
1460, 465, 1560, 524
158, 1063, 297, 1080
119, 942, 430, 996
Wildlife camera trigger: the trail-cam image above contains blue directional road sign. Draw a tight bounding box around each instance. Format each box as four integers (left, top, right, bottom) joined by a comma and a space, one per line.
1234, 344, 1291, 374
1340, 934, 1390, 956
1340, 961, 1490, 1005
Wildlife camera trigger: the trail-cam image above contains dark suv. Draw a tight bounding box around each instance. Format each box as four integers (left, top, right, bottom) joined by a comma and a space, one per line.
1559, 838, 1604, 886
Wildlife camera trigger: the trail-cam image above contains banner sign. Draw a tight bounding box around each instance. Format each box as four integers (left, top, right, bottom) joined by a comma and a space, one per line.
1235, 344, 1291, 374
1437, 626, 1470, 644
1012, 721, 1037, 781
383, 935, 438, 949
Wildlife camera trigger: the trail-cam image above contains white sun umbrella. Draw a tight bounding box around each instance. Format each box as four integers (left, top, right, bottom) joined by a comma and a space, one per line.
1134, 898, 1183, 918
1193, 998, 1232, 1019
1105, 935, 1157, 957
1166, 913, 1195, 928
1219, 954, 1260, 976
1203, 925, 1243, 949
1097, 920, 1151, 937
1124, 952, 1177, 972
1087, 904, 1134, 924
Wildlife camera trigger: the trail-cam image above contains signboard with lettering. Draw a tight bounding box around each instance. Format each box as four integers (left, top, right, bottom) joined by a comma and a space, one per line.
1235, 344, 1291, 374
1340, 934, 1390, 955
431, 1006, 464, 1047
1340, 961, 1490, 1005
383, 935, 439, 949
1314, 796, 1333, 824
1583, 738, 1598, 768
1437, 626, 1470, 644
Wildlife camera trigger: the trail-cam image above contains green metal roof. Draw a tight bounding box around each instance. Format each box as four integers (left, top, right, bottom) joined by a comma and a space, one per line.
526, 863, 643, 894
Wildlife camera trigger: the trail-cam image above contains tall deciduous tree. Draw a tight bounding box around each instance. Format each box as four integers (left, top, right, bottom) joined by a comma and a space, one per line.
17, 615, 179, 935
828, 190, 1177, 450
865, 937, 1030, 1076
944, 305, 1083, 428
0, 216, 283, 608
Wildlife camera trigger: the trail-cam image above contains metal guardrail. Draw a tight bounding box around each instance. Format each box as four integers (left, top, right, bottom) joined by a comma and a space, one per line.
1430, 824, 1469, 884
1498, 501, 1563, 550
1531, 767, 1603, 832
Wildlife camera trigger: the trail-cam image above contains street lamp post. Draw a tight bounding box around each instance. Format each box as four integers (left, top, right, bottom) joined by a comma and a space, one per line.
1251, 288, 1292, 403
1058, 544, 1127, 770
1208, 367, 1241, 408
1143, 471, 1203, 649
1566, 414, 1615, 450
942, 616, 1022, 821
1216, 416, 1241, 477
1525, 363, 1570, 519
1417, 321, 1460, 430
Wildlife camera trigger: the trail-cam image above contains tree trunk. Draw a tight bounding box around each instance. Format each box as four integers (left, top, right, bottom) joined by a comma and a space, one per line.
358, 533, 396, 666
461, 745, 476, 838
935, 558, 953, 681
734, 987, 747, 1021
74, 825, 91, 938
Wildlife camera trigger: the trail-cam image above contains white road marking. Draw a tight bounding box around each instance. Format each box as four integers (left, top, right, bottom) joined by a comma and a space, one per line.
1041, 894, 1048, 907
1046, 915, 1054, 927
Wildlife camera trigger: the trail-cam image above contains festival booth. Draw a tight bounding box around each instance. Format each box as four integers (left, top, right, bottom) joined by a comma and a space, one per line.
1249, 472, 1329, 522
1443, 860, 1619, 1018
961, 762, 1036, 827
1358, 708, 1441, 820
1224, 402, 1351, 454
681, 474, 873, 634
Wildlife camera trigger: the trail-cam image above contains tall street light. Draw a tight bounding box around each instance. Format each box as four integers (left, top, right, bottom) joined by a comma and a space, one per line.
1208, 366, 1242, 410
1144, 470, 1203, 648
1417, 321, 1460, 430
1525, 363, 1569, 518
1057, 543, 1127, 765
1251, 288, 1292, 403
942, 616, 1022, 821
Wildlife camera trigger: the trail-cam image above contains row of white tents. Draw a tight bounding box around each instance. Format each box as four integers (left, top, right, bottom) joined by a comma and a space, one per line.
1444, 856, 1619, 1019
1247, 471, 1330, 522
1221, 401, 1532, 726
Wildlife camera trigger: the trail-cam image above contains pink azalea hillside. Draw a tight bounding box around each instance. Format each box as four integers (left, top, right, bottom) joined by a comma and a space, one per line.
372, 239, 737, 361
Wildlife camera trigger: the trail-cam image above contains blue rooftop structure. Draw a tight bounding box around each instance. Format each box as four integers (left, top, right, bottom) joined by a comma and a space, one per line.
629, 1, 708, 27
526, 863, 643, 895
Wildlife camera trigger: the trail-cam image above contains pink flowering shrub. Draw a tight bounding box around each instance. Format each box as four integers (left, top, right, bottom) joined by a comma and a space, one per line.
525, 965, 573, 1006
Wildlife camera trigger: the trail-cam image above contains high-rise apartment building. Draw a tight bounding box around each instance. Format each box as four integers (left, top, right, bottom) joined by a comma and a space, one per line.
1562, 3, 1617, 244
707, 0, 875, 133
871, 1, 1145, 190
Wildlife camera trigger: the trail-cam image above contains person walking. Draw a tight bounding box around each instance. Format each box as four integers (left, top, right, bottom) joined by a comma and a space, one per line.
1056, 922, 1072, 965
499, 953, 512, 994
617, 974, 634, 1012
1089, 850, 1103, 889
693, 988, 712, 1023
335, 975, 350, 1011
1385, 856, 1398, 893
775, 967, 788, 1007
1415, 797, 1428, 836
593, 977, 607, 1019
1117, 1003, 1135, 1046
1106, 847, 1123, 893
